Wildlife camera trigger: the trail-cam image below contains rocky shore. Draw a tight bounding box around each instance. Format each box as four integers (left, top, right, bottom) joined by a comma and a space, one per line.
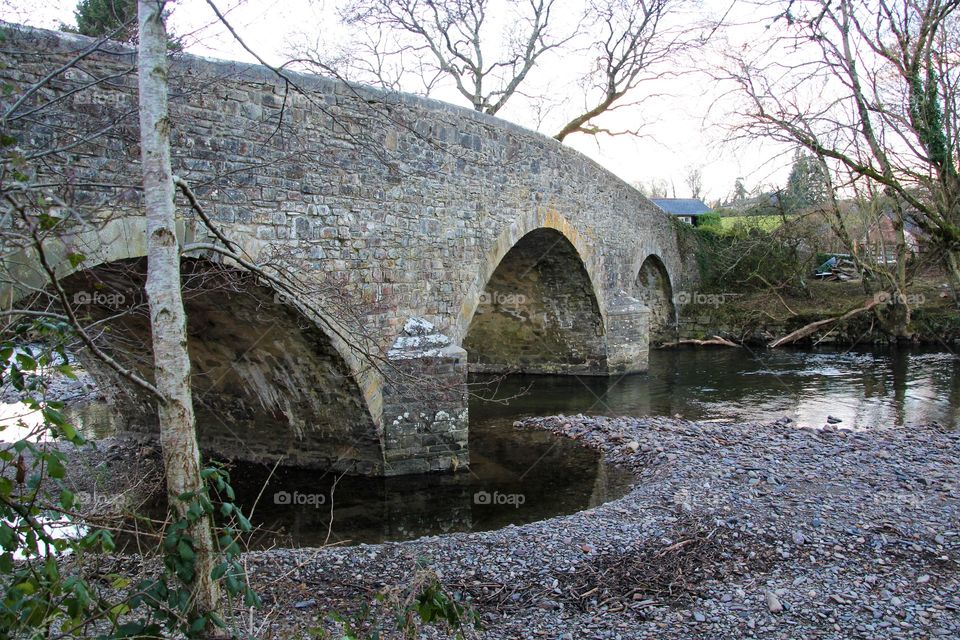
241, 415, 959, 639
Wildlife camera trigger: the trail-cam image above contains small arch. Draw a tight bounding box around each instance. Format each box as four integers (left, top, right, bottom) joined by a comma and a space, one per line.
462, 227, 607, 374
634, 254, 676, 342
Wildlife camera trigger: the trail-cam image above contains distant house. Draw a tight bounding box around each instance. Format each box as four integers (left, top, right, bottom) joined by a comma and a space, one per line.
650, 198, 713, 225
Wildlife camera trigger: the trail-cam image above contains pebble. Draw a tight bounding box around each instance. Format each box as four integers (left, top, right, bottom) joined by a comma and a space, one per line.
66, 411, 960, 640
766, 591, 784, 613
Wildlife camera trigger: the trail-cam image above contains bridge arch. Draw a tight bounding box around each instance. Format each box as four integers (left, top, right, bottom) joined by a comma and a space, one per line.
456, 210, 604, 342
3, 217, 385, 473
459, 212, 609, 374
633, 253, 677, 343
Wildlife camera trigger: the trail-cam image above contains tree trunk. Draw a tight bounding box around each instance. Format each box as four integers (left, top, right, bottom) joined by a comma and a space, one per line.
945, 249, 960, 307
137, 0, 221, 623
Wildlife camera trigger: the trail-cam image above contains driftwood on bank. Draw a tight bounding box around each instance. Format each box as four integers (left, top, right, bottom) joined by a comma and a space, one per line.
675, 335, 740, 347
768, 298, 881, 348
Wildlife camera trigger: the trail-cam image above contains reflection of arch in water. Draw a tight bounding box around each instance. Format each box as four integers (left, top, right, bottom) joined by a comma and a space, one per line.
634, 254, 676, 342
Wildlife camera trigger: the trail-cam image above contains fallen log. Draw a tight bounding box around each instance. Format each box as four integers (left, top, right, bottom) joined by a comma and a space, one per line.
675, 335, 740, 347
768, 297, 881, 348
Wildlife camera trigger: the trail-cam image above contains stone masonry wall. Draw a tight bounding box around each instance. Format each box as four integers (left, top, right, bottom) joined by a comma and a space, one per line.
0, 24, 696, 474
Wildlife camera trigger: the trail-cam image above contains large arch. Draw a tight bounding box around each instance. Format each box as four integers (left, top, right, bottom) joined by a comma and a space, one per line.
57, 256, 385, 473
1, 217, 386, 473
461, 224, 608, 375
634, 254, 676, 344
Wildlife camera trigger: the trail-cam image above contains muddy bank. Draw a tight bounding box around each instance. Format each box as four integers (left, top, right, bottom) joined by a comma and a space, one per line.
668, 278, 960, 348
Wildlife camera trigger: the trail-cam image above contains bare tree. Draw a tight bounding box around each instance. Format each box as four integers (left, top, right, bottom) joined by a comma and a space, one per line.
554, 0, 696, 140
634, 177, 670, 197
720, 0, 960, 310
337, 0, 570, 114
324, 0, 700, 140
685, 165, 703, 199
137, 0, 221, 626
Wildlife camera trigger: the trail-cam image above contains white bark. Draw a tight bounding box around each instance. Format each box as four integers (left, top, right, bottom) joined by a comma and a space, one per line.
137, 0, 220, 621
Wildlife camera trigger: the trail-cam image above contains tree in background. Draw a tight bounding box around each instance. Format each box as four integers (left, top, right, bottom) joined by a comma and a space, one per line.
783, 148, 829, 213
685, 166, 703, 199
335, 0, 571, 115
721, 0, 960, 327
635, 177, 670, 197
732, 177, 747, 203
552, 0, 699, 140
72, 0, 137, 41
318, 0, 702, 140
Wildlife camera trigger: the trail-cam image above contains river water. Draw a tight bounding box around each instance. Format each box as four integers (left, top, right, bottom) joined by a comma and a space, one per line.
179, 346, 960, 546
15, 345, 960, 547
475, 346, 960, 430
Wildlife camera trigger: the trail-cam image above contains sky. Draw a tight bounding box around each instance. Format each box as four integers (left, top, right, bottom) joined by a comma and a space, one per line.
2, 0, 796, 203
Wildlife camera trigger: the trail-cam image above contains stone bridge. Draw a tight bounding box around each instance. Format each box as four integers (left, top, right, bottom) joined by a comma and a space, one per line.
0, 25, 694, 476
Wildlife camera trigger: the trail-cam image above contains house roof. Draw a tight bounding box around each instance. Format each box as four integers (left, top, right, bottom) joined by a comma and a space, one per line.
650, 198, 712, 215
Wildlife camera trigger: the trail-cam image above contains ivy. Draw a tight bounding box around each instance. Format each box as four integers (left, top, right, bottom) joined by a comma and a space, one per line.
0, 320, 260, 637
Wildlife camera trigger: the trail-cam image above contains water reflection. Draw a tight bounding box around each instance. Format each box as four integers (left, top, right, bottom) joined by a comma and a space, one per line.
472, 347, 960, 429
161, 417, 633, 548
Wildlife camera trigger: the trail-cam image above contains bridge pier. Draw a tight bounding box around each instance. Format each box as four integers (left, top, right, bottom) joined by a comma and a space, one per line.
604, 293, 652, 374
381, 319, 470, 476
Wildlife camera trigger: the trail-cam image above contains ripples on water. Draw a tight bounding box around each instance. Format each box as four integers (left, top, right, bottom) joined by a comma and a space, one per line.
473, 347, 960, 430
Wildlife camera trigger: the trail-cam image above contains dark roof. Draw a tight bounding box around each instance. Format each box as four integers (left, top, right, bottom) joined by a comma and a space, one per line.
650, 198, 712, 215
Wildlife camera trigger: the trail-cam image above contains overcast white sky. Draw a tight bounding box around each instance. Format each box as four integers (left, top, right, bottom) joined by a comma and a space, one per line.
3, 0, 795, 202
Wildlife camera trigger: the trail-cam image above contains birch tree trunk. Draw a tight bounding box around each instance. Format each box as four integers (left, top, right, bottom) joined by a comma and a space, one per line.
137, 0, 221, 623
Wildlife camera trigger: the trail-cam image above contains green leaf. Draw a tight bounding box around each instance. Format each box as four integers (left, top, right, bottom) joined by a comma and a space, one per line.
66, 252, 86, 268
177, 539, 194, 561
15, 352, 36, 370
189, 615, 207, 633
57, 363, 78, 380
109, 574, 131, 589
210, 563, 228, 580
47, 456, 66, 479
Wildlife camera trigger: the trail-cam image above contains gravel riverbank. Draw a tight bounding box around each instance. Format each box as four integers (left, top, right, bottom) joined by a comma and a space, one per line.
241, 415, 959, 639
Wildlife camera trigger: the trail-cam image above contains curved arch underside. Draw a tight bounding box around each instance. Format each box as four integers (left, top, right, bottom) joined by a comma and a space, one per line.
463, 228, 608, 375
635, 255, 675, 343
58, 258, 382, 473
